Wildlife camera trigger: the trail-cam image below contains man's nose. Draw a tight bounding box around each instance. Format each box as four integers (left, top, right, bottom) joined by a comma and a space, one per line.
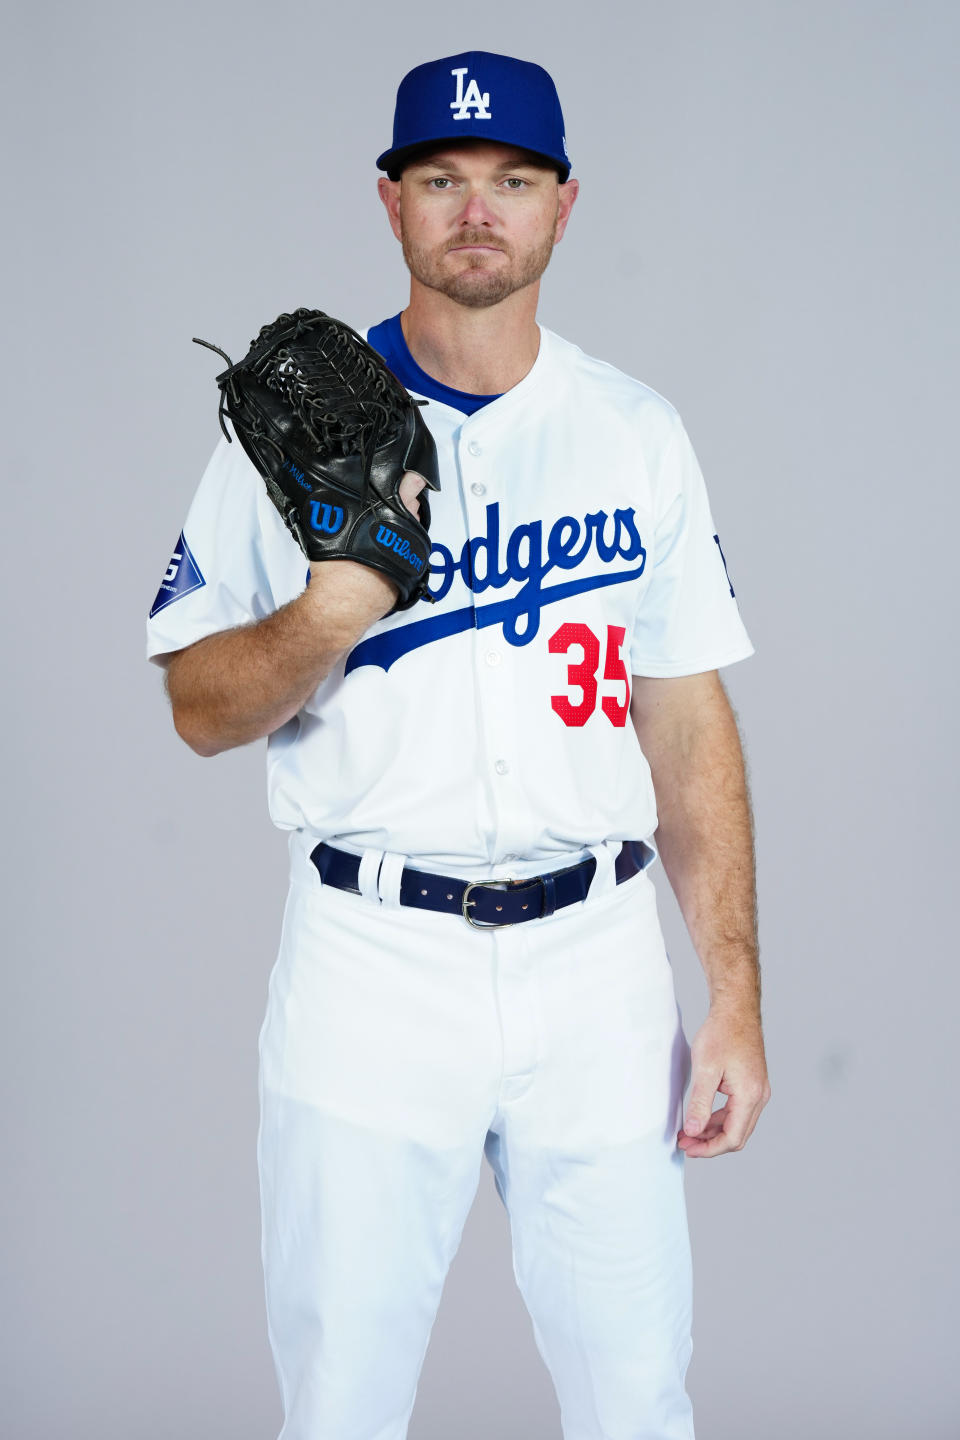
458, 186, 496, 226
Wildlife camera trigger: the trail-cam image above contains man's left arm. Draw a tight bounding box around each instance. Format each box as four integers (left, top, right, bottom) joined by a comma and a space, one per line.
630, 669, 771, 1157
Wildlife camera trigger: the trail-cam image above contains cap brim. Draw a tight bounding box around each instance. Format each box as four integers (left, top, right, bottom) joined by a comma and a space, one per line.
376, 136, 570, 182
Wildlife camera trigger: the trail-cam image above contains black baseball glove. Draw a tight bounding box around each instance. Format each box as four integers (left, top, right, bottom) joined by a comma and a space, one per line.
193, 307, 440, 610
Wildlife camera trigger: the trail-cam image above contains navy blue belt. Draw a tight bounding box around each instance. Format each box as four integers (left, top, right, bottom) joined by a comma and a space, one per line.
309, 839, 654, 929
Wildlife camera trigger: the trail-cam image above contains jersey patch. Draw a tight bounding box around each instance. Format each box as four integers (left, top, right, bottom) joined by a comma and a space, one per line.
149, 532, 206, 617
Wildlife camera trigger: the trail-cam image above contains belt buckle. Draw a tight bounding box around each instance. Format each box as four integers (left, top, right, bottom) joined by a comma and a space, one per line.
462, 875, 541, 929
462, 879, 510, 929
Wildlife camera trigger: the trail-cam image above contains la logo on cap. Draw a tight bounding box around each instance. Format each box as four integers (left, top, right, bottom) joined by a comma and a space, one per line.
450, 67, 491, 120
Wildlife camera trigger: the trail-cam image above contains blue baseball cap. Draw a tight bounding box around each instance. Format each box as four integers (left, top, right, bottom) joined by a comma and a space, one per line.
377, 51, 571, 182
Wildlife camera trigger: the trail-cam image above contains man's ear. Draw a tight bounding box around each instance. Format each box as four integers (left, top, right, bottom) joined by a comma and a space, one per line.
378, 176, 403, 242
554, 177, 579, 244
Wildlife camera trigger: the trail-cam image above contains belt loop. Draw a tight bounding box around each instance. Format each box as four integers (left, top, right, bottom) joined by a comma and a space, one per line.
540, 870, 557, 918
584, 841, 616, 901
377, 851, 406, 910
357, 848, 384, 903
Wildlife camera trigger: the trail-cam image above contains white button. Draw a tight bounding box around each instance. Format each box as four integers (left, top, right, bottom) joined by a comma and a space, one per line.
470, 481, 486, 496
467, 440, 482, 457
495, 759, 509, 775
485, 650, 501, 667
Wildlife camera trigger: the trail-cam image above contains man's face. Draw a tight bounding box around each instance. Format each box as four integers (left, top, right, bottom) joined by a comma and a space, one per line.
378, 141, 579, 309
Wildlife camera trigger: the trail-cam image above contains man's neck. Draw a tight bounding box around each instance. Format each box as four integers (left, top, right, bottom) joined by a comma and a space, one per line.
400, 281, 541, 396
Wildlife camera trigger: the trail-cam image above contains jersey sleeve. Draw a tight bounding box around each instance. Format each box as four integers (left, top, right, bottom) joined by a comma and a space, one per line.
145, 437, 309, 663
629, 416, 755, 677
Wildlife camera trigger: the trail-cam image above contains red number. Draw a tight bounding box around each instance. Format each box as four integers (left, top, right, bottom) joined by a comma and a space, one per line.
601, 624, 630, 727
549, 623, 600, 727
549, 622, 631, 728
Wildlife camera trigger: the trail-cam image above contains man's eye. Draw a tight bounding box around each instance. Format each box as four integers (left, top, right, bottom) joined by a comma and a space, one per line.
503, 177, 527, 189
430, 178, 452, 189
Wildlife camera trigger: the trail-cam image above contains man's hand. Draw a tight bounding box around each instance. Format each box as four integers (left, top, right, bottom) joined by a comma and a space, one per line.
678, 1007, 771, 1158
630, 670, 770, 1158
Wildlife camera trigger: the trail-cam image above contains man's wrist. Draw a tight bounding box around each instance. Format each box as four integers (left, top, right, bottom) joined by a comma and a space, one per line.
707, 978, 763, 1024
302, 558, 398, 646
701, 946, 762, 1017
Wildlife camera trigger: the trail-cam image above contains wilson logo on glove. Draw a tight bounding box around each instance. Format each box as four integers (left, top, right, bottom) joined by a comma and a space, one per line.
309, 501, 344, 535
374, 525, 424, 573
282, 458, 311, 493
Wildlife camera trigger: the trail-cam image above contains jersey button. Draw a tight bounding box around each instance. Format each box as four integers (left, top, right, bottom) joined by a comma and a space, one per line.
485, 650, 501, 667
495, 758, 509, 775
470, 481, 486, 496
467, 440, 482, 457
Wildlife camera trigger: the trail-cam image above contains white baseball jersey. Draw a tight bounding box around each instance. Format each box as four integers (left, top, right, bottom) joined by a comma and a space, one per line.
147, 322, 753, 879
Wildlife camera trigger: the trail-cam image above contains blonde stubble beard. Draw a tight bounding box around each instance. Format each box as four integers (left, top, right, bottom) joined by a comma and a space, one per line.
399, 218, 559, 309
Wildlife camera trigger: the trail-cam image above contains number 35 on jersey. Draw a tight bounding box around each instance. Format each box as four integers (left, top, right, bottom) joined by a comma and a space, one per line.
549, 622, 630, 728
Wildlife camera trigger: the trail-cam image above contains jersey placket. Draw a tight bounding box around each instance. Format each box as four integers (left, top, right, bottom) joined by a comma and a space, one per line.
456, 420, 528, 870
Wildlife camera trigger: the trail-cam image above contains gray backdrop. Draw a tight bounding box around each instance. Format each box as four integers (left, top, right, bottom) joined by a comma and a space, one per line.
4, 2, 957, 1437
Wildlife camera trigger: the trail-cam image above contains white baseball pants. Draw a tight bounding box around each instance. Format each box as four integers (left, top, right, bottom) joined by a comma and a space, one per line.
257, 831, 696, 1440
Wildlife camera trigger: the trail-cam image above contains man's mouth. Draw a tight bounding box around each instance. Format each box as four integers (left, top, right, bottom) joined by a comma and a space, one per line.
446, 239, 506, 254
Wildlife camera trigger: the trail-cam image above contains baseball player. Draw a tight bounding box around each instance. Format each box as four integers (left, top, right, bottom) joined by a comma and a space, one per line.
147, 50, 770, 1440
